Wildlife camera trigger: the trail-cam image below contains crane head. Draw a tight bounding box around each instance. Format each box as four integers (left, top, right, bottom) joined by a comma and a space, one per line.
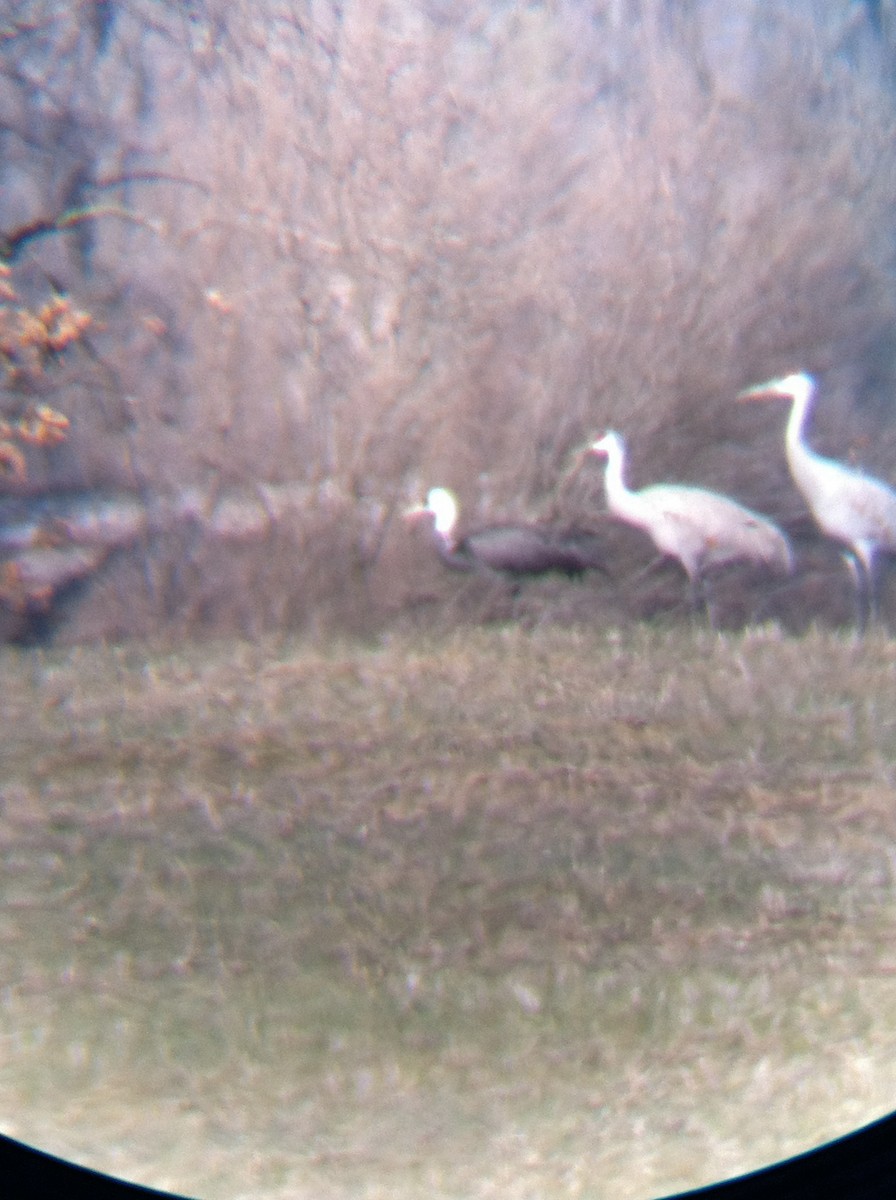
738, 371, 815, 405
405, 486, 458, 536
588, 431, 624, 459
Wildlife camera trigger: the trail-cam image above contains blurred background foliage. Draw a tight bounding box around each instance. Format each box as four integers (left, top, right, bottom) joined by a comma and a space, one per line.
2, 0, 896, 640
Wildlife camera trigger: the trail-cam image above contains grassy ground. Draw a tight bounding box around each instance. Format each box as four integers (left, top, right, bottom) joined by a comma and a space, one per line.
1, 624, 896, 1199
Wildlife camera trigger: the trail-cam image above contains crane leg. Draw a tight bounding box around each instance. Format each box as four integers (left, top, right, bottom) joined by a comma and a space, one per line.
842, 552, 872, 633
865, 556, 881, 628
687, 572, 716, 627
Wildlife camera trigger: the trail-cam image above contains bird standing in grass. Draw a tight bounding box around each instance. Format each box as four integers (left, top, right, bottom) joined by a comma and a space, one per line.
406, 486, 607, 581
739, 371, 896, 629
586, 431, 792, 619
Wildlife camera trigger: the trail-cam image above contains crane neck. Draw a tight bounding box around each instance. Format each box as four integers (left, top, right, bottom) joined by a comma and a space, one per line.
600, 436, 647, 523
430, 522, 457, 558
784, 388, 817, 470
431, 522, 475, 570
601, 438, 627, 499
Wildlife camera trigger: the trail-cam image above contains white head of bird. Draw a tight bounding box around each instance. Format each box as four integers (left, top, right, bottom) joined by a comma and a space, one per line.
589, 432, 622, 458
738, 371, 815, 409
586, 432, 629, 488
738, 371, 821, 466
406, 487, 458, 537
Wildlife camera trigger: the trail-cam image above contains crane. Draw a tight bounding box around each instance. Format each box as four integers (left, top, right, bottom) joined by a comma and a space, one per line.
586, 431, 792, 618
406, 486, 607, 580
739, 371, 896, 628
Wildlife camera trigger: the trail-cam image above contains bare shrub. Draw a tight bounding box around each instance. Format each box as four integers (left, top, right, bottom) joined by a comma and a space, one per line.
2, 0, 896, 638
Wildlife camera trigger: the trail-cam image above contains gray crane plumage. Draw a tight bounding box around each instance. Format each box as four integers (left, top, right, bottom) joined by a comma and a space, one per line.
740, 371, 896, 627
407, 487, 606, 580
587, 431, 792, 616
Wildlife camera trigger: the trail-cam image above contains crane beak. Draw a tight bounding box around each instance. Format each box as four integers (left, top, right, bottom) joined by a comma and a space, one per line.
579, 437, 608, 460
737, 379, 787, 402
404, 502, 428, 521
562, 444, 594, 477
585, 438, 610, 459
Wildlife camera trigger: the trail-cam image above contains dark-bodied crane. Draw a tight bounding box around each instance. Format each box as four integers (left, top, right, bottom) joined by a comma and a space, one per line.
739, 371, 896, 628
586, 431, 792, 618
406, 486, 607, 581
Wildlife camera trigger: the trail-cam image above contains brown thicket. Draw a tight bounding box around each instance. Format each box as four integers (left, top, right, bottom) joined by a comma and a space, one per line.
2, 1, 896, 639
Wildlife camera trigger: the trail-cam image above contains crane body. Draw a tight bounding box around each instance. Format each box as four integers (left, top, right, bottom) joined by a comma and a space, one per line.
588, 431, 792, 616
740, 372, 896, 627
407, 487, 606, 580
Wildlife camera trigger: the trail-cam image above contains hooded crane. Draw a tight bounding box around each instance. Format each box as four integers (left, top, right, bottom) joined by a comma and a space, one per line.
586, 431, 793, 617
739, 371, 896, 628
406, 486, 607, 581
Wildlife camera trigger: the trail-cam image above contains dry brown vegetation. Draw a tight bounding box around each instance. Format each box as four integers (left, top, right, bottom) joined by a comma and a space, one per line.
1, 2, 896, 639
2, 624, 896, 1197
4, 15, 896, 1198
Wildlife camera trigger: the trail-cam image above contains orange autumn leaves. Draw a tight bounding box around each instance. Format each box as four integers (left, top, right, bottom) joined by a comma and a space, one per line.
0, 262, 84, 482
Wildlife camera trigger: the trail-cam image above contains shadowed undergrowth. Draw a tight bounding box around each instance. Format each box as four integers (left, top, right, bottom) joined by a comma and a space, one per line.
1, 625, 896, 1198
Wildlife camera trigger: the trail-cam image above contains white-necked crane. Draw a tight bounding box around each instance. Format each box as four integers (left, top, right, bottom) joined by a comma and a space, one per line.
586, 431, 793, 618
739, 371, 896, 628
406, 486, 607, 581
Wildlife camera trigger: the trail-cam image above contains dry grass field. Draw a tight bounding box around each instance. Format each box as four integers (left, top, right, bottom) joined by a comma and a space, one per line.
2, 623, 896, 1198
